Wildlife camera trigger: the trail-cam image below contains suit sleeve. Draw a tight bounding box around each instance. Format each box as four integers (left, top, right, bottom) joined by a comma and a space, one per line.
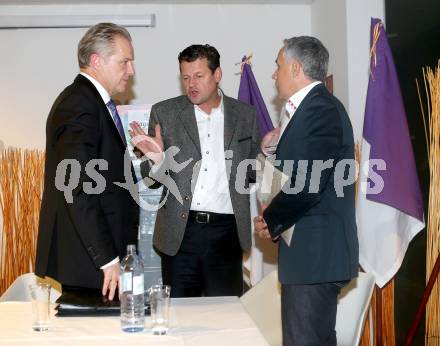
53, 93, 117, 268
263, 101, 342, 238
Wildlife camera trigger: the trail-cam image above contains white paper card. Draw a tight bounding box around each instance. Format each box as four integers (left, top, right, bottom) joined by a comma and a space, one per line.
256, 153, 294, 246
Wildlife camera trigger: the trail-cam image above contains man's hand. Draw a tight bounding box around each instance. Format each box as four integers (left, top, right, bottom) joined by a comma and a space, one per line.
254, 214, 272, 240
102, 262, 120, 300
254, 202, 271, 239
129, 122, 164, 165
261, 126, 281, 155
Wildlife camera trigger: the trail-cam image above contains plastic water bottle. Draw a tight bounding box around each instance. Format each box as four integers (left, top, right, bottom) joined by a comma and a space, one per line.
120, 244, 145, 332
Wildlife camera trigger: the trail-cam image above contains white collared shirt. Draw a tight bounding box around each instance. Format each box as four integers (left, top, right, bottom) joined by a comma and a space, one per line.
80, 72, 115, 121
280, 81, 321, 137
79, 72, 119, 269
190, 92, 234, 214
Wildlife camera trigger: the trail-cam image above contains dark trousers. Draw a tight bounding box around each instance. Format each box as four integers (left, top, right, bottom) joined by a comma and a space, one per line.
281, 282, 344, 346
161, 212, 243, 298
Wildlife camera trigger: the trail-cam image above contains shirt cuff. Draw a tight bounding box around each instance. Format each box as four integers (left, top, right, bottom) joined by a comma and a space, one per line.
100, 257, 119, 270
150, 155, 165, 174
262, 146, 276, 157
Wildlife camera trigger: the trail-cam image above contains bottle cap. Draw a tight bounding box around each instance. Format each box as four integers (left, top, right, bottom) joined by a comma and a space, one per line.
127, 244, 136, 252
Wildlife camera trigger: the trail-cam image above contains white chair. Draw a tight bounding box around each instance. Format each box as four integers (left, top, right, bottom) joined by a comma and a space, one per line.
336, 272, 376, 346
241, 270, 282, 346
0, 272, 62, 303
240, 270, 375, 346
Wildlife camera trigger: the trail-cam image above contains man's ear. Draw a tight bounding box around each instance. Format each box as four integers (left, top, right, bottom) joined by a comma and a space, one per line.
214, 67, 222, 83
89, 53, 101, 70
291, 60, 301, 78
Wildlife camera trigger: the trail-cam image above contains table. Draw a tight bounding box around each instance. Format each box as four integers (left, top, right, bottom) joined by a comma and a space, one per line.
0, 296, 269, 346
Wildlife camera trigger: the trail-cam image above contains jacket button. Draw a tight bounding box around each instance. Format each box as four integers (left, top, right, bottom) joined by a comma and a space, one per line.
87, 246, 96, 257
181, 213, 187, 219
184, 196, 189, 201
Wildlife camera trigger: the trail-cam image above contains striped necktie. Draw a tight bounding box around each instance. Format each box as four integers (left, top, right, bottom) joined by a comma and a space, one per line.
106, 99, 126, 145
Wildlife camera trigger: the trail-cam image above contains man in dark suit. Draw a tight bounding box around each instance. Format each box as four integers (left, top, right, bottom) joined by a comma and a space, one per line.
254, 36, 359, 345
130, 44, 259, 297
35, 23, 139, 300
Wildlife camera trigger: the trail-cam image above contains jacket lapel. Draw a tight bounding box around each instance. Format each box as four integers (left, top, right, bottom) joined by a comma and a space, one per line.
177, 98, 201, 154
277, 83, 325, 152
175, 94, 237, 153
223, 96, 238, 150
74, 74, 126, 150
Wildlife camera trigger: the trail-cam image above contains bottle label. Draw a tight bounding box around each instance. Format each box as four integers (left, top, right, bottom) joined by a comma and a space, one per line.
133, 274, 144, 295
121, 272, 132, 293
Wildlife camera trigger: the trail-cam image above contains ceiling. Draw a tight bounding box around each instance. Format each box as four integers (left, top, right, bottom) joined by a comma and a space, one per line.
0, 0, 313, 4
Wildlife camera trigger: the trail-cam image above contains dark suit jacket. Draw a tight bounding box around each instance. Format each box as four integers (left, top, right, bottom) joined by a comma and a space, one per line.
140, 94, 260, 256
263, 83, 359, 285
35, 74, 139, 289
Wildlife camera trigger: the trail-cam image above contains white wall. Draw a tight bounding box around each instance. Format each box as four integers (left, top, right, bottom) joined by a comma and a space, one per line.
311, 0, 385, 142
345, 0, 385, 141
0, 3, 311, 150
311, 0, 349, 109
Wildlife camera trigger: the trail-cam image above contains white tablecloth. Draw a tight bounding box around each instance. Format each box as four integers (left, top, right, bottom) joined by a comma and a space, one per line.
0, 296, 268, 346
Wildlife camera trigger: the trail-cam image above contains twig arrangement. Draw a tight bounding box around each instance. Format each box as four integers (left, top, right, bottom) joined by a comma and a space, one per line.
0, 147, 45, 295
417, 61, 440, 345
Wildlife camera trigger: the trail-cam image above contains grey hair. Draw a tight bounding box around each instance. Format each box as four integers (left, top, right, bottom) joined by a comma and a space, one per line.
78, 23, 132, 68
283, 36, 329, 82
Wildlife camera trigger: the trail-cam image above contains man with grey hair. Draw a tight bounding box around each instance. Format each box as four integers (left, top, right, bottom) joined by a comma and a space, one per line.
254, 36, 359, 345
35, 23, 139, 300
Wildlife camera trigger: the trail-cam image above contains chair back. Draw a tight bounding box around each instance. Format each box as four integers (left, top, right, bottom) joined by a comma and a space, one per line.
335, 271, 376, 346
240, 270, 375, 346
0, 272, 61, 302
240, 270, 282, 346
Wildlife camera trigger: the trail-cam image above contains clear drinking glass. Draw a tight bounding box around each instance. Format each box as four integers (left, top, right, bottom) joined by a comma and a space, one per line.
28, 283, 51, 331
149, 284, 171, 335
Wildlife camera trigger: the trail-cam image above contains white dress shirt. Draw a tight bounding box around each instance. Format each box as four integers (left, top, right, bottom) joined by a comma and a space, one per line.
190, 92, 234, 214
80, 72, 116, 121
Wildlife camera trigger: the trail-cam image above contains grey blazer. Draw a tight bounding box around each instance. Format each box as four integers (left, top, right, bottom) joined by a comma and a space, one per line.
140, 94, 260, 256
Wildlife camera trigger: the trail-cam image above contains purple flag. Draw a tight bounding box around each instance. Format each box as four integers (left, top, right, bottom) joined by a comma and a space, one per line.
356, 18, 425, 287
238, 58, 274, 136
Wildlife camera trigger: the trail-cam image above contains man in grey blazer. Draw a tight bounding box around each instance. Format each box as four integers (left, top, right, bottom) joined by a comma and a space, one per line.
254, 37, 359, 345
130, 44, 260, 297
